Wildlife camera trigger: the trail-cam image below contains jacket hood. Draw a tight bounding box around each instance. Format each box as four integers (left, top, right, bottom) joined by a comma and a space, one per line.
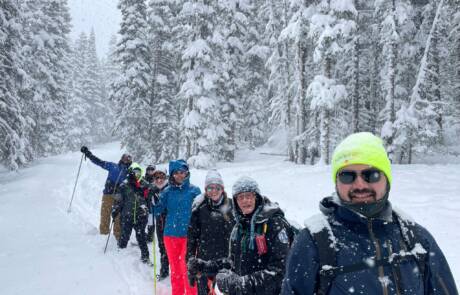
169, 159, 189, 175
320, 194, 393, 224
168, 159, 190, 188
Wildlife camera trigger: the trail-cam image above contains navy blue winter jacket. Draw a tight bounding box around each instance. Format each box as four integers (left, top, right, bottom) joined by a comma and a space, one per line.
86, 153, 129, 194
282, 196, 458, 295
153, 160, 201, 237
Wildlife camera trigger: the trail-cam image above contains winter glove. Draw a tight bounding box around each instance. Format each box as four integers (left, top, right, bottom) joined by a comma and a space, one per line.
216, 270, 243, 294
187, 258, 198, 287
187, 257, 200, 275
80, 146, 91, 156
140, 205, 148, 216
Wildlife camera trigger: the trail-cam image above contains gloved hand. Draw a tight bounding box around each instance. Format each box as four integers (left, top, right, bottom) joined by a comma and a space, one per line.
80, 146, 90, 155
187, 258, 197, 287
140, 205, 148, 216
187, 257, 200, 275
216, 270, 243, 294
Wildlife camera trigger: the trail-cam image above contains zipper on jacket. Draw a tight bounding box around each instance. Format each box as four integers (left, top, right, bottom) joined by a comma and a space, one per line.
133, 193, 137, 224
368, 220, 389, 295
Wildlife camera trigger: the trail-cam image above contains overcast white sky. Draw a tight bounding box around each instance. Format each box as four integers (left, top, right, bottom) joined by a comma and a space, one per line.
68, 0, 121, 57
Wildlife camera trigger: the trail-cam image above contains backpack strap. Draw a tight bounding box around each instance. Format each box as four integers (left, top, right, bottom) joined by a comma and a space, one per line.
311, 212, 427, 295
392, 212, 427, 284
311, 227, 337, 295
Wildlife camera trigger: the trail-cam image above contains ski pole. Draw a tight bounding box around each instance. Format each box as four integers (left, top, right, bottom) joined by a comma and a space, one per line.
152, 216, 157, 295
67, 154, 84, 213
104, 220, 114, 254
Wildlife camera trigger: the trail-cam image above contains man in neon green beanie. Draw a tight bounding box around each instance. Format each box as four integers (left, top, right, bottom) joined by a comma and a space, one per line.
331, 131, 392, 218
282, 132, 458, 295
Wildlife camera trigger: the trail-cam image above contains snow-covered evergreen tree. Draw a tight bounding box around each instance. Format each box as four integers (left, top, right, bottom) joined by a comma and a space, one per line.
0, 0, 30, 169
21, 0, 73, 157
66, 36, 92, 150
178, 0, 226, 168
146, 0, 181, 163
111, 0, 153, 161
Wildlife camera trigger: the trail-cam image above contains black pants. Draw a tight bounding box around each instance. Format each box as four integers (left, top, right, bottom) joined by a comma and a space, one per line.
118, 214, 149, 260
155, 214, 169, 276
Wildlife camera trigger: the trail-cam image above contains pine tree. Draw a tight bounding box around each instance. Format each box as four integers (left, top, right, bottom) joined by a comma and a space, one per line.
66, 36, 92, 150
85, 29, 111, 142
146, 0, 181, 163
407, 0, 446, 158
21, 0, 73, 157
112, 0, 153, 161
0, 0, 30, 169
179, 0, 225, 168
306, 0, 356, 164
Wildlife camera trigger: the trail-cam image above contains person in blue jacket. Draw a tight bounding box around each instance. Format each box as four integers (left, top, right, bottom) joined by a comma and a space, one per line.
81, 146, 132, 240
282, 132, 458, 295
153, 159, 201, 295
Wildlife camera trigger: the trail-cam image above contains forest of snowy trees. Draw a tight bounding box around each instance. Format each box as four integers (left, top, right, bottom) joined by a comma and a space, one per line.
1, 0, 460, 170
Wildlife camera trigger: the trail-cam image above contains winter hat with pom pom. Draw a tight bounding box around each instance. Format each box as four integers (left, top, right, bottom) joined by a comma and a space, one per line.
205, 169, 224, 188
232, 176, 260, 197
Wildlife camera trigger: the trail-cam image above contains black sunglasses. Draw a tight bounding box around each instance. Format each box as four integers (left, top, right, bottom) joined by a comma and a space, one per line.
337, 169, 382, 184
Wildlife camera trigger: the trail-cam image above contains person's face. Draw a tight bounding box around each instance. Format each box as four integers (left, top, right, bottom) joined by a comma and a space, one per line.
153, 172, 167, 187
146, 169, 155, 181
172, 170, 187, 184
121, 154, 132, 165
205, 184, 223, 202
236, 192, 257, 215
336, 164, 388, 204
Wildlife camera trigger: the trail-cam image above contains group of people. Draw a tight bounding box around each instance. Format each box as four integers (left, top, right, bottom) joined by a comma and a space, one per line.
82, 132, 458, 295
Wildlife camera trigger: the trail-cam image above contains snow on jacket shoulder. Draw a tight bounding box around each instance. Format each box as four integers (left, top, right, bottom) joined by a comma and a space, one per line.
86, 153, 129, 194
229, 196, 290, 295
281, 196, 458, 295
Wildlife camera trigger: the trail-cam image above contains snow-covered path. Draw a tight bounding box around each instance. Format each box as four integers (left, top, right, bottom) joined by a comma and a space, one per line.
1, 142, 459, 294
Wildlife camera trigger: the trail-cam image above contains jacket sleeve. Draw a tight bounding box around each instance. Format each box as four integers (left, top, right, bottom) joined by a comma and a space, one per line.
418, 225, 459, 295
186, 208, 201, 262
242, 216, 291, 295
153, 189, 168, 217
86, 153, 113, 171
281, 228, 320, 295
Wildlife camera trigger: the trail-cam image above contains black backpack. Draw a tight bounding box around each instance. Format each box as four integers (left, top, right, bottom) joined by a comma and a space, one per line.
310, 212, 427, 295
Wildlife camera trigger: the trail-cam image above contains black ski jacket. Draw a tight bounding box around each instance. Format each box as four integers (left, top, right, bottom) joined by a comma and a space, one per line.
228, 195, 290, 295
114, 179, 150, 223
186, 192, 235, 262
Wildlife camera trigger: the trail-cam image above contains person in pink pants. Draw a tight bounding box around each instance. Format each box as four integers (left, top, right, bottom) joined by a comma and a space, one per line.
153, 160, 201, 295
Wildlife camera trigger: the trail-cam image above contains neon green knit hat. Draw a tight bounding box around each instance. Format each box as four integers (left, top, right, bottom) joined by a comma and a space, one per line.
331, 132, 392, 185
128, 162, 145, 179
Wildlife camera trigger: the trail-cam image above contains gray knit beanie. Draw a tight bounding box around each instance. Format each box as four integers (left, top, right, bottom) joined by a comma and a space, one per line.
232, 176, 260, 197
205, 169, 224, 188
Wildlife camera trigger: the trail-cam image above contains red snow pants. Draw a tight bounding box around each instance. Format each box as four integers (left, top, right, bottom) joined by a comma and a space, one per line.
164, 236, 197, 295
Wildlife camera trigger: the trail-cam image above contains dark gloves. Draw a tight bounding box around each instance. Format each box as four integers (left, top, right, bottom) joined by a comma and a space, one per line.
80, 146, 91, 156
216, 270, 244, 294
188, 257, 231, 277
187, 257, 199, 286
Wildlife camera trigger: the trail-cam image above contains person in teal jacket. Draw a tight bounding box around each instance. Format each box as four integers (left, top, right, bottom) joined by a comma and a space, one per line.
153, 159, 201, 295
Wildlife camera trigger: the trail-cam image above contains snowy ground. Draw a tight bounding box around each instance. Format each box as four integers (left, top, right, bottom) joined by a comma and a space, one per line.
1, 142, 459, 294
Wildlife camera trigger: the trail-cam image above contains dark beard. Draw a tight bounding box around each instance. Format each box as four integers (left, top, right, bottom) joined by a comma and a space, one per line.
348, 188, 377, 202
